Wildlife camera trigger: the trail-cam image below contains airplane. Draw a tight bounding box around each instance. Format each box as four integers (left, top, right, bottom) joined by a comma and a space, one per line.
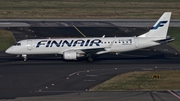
5, 12, 174, 62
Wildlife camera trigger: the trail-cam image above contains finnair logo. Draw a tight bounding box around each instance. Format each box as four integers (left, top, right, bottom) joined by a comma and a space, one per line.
36, 39, 101, 48
151, 21, 168, 30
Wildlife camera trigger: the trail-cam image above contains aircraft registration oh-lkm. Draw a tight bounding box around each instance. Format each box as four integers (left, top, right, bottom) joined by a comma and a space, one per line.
6, 12, 174, 62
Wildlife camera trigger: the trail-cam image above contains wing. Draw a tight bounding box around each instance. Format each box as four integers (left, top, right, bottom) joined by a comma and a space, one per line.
63, 40, 115, 56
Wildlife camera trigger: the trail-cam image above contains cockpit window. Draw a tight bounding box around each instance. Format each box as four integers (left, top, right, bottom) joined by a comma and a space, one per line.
14, 43, 21, 46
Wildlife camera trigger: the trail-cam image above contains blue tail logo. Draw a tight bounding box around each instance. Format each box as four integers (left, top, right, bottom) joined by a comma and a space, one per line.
151, 21, 168, 30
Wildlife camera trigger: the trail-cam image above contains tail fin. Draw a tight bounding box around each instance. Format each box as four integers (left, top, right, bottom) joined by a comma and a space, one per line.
138, 12, 171, 39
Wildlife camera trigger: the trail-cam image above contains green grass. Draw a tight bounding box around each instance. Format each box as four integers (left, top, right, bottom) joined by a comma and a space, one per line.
0, 0, 180, 19
0, 30, 15, 51
90, 70, 180, 91
168, 28, 180, 51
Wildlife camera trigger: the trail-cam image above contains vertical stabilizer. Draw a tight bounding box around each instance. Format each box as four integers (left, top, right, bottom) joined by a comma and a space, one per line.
138, 12, 171, 39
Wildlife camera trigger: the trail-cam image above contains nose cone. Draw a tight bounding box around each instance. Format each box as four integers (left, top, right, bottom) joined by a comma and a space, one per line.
5, 47, 12, 54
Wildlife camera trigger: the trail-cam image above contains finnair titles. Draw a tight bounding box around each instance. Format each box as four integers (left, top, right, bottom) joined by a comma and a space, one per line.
36, 39, 132, 48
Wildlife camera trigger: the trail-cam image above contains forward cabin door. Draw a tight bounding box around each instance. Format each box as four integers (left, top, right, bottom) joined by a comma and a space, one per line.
27, 40, 32, 50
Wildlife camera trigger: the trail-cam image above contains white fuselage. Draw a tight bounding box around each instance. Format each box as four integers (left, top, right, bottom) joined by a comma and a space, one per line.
6, 37, 161, 55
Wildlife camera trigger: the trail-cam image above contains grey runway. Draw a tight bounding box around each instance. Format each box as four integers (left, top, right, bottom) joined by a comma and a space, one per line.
0, 19, 180, 27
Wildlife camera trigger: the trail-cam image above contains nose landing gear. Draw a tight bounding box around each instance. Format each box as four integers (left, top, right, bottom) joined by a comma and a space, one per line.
22, 54, 27, 61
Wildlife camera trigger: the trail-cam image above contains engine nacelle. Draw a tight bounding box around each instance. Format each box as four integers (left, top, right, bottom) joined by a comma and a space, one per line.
63, 51, 77, 60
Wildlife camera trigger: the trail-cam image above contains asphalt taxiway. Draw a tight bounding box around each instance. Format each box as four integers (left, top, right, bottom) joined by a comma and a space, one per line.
0, 20, 180, 100
0, 55, 180, 100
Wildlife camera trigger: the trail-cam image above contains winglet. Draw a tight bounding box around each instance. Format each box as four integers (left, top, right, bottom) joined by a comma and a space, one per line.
102, 35, 105, 38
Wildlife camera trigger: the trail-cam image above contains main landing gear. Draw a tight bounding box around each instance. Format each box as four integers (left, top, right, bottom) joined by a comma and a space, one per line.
86, 54, 93, 62
87, 57, 93, 62
22, 54, 27, 61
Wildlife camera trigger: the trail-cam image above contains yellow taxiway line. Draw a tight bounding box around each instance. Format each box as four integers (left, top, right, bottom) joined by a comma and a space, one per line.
73, 25, 86, 38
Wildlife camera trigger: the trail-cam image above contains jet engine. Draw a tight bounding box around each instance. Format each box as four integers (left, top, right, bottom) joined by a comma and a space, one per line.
63, 51, 85, 60
63, 51, 77, 60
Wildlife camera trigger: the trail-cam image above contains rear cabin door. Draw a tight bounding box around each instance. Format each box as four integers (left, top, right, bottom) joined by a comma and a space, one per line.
134, 37, 139, 48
